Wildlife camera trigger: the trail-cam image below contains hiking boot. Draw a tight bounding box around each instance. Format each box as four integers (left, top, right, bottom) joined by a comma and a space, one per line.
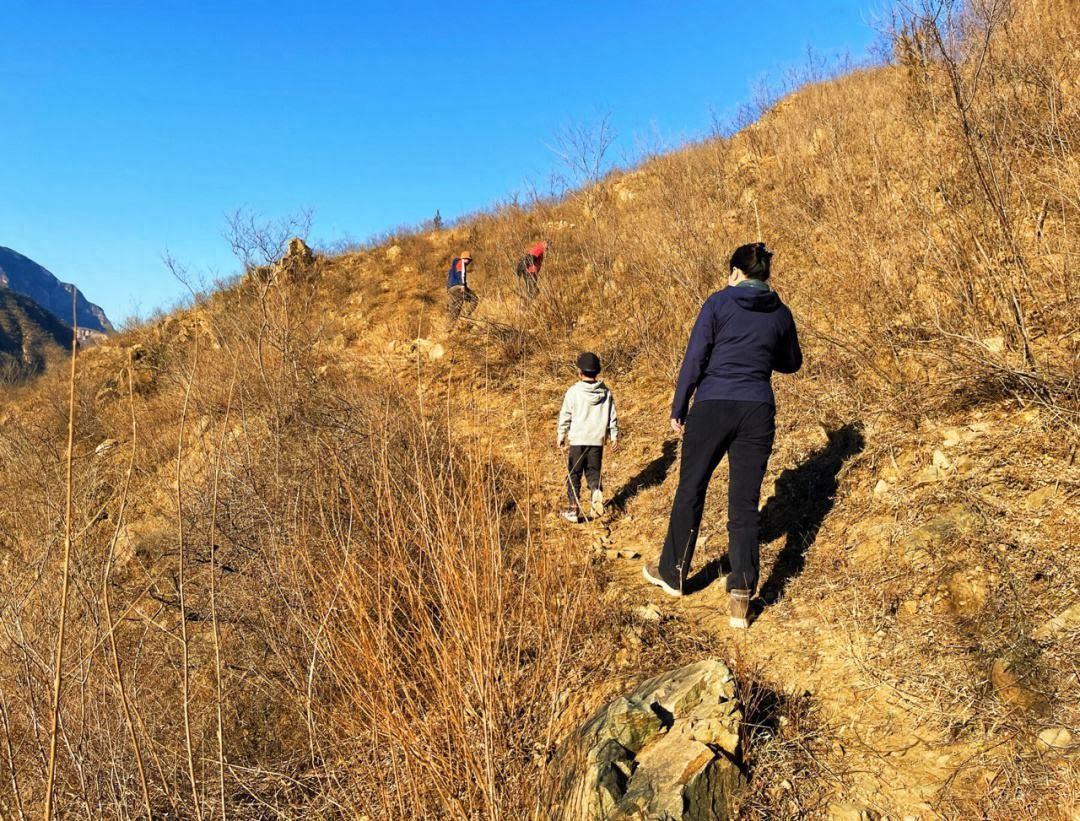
591, 488, 605, 517
560, 507, 582, 523
729, 589, 752, 629
642, 563, 682, 597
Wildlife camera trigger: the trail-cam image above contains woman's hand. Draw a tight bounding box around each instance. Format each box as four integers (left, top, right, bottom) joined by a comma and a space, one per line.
670, 418, 684, 436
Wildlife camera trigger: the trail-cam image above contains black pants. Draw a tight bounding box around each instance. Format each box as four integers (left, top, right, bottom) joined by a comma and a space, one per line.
659, 400, 775, 593
566, 445, 603, 507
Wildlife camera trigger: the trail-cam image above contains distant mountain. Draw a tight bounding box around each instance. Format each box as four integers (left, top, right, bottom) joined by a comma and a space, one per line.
0, 247, 114, 333
0, 286, 72, 382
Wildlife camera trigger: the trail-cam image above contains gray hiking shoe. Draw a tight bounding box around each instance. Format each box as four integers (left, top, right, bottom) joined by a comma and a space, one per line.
560, 508, 582, 523
591, 488, 605, 517
642, 563, 682, 597
729, 589, 752, 629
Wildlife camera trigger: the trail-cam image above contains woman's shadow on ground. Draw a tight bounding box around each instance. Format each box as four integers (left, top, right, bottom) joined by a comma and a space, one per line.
684, 422, 865, 600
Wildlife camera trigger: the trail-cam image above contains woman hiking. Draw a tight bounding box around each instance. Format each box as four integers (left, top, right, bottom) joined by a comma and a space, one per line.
642, 242, 802, 628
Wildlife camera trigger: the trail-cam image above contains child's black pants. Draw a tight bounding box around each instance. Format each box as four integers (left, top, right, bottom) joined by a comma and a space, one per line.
658, 400, 775, 592
566, 445, 603, 507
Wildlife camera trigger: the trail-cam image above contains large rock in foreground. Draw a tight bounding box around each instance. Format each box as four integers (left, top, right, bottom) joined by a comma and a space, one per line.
550, 659, 744, 820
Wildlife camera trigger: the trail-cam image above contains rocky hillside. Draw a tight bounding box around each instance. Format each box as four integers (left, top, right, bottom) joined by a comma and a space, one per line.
0, 1, 1074, 818
0, 286, 73, 382
0, 246, 114, 334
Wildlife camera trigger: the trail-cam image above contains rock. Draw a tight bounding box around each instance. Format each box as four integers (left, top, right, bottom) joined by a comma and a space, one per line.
408, 338, 445, 361
984, 336, 1005, 354
618, 548, 640, 560
1032, 602, 1080, 641
990, 656, 1050, 715
827, 804, 880, 821
873, 479, 892, 496
1024, 486, 1059, 511
1035, 727, 1074, 752
897, 506, 983, 569
605, 549, 619, 560
941, 428, 963, 448
384, 244, 402, 261
633, 604, 663, 623
913, 463, 944, 485
946, 567, 993, 617
282, 237, 315, 267
550, 659, 744, 820
95, 439, 119, 456
593, 697, 666, 752
686, 700, 740, 753
613, 731, 741, 821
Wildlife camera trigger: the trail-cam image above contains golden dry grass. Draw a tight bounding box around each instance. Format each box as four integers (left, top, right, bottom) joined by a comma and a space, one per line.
0, 0, 1076, 817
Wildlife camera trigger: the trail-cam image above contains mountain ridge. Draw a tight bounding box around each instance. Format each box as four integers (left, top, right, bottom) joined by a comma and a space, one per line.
0, 246, 114, 334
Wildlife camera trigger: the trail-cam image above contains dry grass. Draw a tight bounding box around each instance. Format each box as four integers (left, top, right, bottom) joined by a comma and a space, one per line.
0, 0, 1075, 816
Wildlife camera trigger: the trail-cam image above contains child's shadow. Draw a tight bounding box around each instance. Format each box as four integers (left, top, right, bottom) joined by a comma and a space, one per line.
610, 439, 679, 514
683, 422, 865, 598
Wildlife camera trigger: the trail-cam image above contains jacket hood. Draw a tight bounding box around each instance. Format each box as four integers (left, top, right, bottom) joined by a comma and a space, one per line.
726, 284, 781, 312
575, 379, 609, 405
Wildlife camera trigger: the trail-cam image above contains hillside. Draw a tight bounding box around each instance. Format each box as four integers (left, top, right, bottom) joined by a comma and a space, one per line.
0, 286, 72, 382
0, 246, 114, 334
0, 1, 1075, 818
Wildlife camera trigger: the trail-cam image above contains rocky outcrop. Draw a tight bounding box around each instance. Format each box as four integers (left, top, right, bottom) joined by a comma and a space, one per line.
550, 659, 744, 820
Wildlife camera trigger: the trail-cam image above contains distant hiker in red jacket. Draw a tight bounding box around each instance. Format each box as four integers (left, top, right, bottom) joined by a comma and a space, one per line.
516, 240, 547, 300
446, 250, 478, 325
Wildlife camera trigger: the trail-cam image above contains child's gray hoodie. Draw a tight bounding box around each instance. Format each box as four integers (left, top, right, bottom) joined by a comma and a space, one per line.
557, 380, 619, 446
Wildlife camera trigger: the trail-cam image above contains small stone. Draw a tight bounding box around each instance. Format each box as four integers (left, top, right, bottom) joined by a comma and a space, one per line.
1024, 486, 1059, 511
984, 335, 1005, 354
1036, 727, 1074, 751
932, 449, 951, 470
95, 439, 119, 456
1032, 602, 1080, 641
913, 464, 942, 485
605, 549, 619, 560
990, 657, 1050, 715
873, 479, 892, 496
618, 548, 640, 559
633, 604, 663, 623
827, 803, 879, 820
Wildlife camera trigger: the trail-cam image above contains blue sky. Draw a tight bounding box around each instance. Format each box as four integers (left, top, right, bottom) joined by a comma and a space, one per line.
2, 0, 881, 324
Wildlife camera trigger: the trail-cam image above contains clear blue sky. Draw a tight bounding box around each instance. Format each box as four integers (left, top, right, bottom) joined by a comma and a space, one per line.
2, 0, 881, 325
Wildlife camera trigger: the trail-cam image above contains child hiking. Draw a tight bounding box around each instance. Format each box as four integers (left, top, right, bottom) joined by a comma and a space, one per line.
557, 352, 619, 523
446, 250, 478, 325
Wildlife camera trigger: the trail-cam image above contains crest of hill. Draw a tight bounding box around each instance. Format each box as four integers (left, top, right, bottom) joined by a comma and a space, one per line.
0, 246, 114, 334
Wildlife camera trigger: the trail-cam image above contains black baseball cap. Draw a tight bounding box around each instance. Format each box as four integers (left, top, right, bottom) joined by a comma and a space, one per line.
576, 351, 601, 376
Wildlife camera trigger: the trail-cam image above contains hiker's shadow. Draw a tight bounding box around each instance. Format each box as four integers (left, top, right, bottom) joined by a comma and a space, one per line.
755, 422, 866, 605
610, 439, 679, 514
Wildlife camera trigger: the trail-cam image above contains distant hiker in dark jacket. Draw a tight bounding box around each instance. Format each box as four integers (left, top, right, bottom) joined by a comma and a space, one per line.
643, 242, 801, 629
446, 250, 478, 324
557, 352, 619, 523
515, 240, 547, 300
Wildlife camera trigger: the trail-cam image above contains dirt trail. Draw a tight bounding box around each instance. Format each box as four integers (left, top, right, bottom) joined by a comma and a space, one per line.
345, 321, 1009, 819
